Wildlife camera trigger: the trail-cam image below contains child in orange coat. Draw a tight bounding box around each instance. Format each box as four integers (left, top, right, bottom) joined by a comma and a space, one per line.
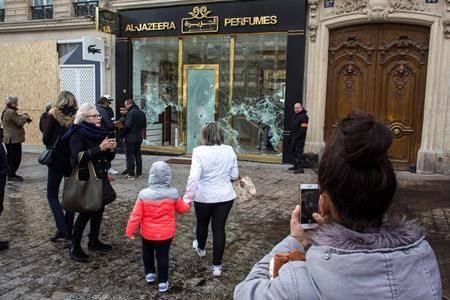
126, 161, 190, 293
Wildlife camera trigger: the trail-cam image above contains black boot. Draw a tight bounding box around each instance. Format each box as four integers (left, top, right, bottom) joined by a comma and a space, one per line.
65, 230, 73, 241
70, 243, 89, 262
294, 167, 304, 174
88, 239, 113, 253
288, 165, 297, 171
50, 231, 66, 243
0, 240, 9, 251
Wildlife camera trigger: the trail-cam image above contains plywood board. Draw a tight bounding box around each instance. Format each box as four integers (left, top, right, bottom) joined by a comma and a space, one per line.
0, 40, 59, 145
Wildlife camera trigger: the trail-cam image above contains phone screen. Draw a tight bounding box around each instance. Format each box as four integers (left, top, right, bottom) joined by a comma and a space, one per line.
108, 131, 116, 139
300, 184, 319, 229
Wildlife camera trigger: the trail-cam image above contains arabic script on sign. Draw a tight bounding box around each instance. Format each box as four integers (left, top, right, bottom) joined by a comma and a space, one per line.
182, 6, 219, 34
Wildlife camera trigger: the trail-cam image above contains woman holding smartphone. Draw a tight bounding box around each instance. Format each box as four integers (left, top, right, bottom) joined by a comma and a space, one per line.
65, 103, 117, 262
235, 112, 441, 299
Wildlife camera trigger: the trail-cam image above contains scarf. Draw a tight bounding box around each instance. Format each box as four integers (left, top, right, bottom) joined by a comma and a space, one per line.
62, 121, 108, 142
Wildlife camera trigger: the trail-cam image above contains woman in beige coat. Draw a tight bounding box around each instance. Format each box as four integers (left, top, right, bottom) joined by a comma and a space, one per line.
1, 96, 32, 181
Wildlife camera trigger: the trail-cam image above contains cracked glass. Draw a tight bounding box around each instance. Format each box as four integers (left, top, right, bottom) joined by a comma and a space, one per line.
131, 33, 287, 158
132, 37, 181, 148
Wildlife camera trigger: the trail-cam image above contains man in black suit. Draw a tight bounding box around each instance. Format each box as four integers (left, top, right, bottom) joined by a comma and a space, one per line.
289, 102, 309, 174
123, 99, 147, 180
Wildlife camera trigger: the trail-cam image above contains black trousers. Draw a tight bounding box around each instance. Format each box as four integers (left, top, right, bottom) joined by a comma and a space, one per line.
194, 200, 234, 266
125, 141, 142, 176
292, 136, 306, 168
5, 143, 21, 177
0, 173, 6, 216
142, 237, 172, 283
72, 206, 105, 245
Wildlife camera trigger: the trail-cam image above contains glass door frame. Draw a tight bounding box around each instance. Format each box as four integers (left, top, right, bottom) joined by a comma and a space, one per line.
182, 64, 220, 151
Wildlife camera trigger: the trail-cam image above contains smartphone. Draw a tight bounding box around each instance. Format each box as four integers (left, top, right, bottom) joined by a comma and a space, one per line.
300, 184, 319, 229
107, 131, 116, 139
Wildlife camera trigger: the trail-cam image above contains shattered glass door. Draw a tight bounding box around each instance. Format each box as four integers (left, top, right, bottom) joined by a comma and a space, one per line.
184, 65, 218, 153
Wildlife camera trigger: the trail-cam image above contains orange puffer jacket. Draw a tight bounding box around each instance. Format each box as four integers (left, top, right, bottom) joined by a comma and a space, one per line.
126, 161, 190, 241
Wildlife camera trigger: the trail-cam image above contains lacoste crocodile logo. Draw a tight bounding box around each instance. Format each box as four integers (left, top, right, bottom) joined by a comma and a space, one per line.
88, 45, 101, 54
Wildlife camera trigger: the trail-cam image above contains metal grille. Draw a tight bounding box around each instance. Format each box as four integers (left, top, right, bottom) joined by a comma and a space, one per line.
60, 65, 96, 106
31, 5, 53, 19
74, 1, 98, 17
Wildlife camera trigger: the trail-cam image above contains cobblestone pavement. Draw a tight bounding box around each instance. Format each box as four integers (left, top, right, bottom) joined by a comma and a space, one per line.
0, 152, 449, 299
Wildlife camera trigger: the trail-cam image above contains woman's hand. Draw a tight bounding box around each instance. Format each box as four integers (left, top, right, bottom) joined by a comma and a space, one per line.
290, 205, 326, 250
99, 138, 116, 151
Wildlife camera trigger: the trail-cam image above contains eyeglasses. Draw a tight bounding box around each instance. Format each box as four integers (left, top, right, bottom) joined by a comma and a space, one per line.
87, 114, 102, 119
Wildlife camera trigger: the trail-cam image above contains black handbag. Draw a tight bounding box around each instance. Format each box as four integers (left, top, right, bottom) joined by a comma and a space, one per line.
62, 152, 103, 213
38, 135, 60, 165
102, 178, 117, 205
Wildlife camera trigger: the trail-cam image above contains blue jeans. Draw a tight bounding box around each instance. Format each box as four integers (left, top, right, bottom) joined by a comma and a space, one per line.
47, 167, 74, 233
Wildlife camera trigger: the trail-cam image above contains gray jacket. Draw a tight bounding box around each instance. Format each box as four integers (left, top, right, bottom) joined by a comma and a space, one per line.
234, 220, 441, 300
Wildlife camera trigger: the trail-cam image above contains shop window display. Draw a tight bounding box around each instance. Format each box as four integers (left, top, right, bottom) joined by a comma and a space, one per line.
224, 33, 287, 156
132, 38, 181, 148
131, 33, 287, 157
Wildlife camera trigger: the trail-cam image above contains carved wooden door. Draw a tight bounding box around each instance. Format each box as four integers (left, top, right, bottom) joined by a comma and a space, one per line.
325, 24, 429, 169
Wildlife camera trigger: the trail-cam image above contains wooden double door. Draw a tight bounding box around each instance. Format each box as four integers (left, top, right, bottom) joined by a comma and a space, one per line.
325, 24, 429, 169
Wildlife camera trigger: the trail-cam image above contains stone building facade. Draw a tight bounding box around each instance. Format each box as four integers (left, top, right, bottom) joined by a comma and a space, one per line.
304, 0, 450, 174
0, 0, 449, 174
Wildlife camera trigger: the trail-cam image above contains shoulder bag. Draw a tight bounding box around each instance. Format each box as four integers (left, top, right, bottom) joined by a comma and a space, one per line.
38, 135, 60, 165
62, 152, 103, 213
233, 175, 256, 202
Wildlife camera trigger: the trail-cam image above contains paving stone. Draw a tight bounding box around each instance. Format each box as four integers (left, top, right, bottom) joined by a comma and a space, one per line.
0, 153, 449, 299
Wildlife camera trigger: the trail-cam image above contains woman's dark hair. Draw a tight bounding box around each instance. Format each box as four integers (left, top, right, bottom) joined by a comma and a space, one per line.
318, 112, 397, 230
200, 122, 224, 146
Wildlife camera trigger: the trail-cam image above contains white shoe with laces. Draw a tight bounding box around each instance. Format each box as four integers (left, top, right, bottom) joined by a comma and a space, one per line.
212, 265, 222, 277
158, 281, 169, 292
192, 240, 206, 257
145, 273, 155, 283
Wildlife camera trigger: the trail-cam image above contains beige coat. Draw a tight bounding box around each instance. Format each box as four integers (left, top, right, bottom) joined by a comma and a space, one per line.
2, 108, 29, 144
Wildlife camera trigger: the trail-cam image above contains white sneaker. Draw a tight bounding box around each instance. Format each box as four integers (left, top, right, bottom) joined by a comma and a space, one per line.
158, 281, 169, 292
212, 265, 222, 277
124, 175, 135, 180
145, 273, 155, 283
192, 240, 206, 257
108, 168, 119, 175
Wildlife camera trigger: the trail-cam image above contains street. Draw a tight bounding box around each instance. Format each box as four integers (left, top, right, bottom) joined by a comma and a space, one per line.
0, 152, 449, 299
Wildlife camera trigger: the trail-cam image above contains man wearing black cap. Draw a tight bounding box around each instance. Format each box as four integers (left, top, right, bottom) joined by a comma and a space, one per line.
97, 95, 119, 175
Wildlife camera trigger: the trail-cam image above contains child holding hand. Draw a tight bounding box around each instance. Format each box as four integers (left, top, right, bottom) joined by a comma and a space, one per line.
126, 161, 190, 293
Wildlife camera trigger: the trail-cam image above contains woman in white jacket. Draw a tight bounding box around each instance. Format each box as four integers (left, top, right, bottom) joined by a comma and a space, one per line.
184, 122, 239, 277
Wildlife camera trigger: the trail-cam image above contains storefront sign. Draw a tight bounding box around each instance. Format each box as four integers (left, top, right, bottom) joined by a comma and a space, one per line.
96, 8, 117, 35
119, 0, 306, 37
82, 37, 105, 62
182, 6, 219, 34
